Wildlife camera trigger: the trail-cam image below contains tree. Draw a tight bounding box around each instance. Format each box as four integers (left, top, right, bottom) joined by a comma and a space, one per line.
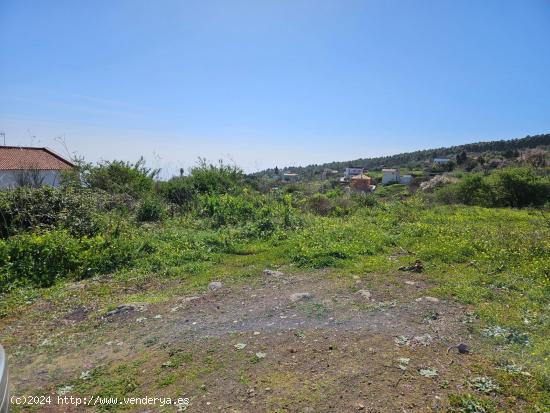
456, 150, 468, 165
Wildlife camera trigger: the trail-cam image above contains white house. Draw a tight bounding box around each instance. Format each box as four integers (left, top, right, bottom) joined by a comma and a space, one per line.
433, 158, 450, 165
344, 167, 364, 179
400, 174, 413, 185
0, 146, 75, 188
382, 168, 401, 184
282, 172, 298, 182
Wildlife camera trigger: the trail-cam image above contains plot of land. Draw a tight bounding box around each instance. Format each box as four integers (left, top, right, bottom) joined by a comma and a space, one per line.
1, 266, 536, 412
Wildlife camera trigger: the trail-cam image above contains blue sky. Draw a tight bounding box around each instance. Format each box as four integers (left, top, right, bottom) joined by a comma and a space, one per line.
1, 0, 549, 175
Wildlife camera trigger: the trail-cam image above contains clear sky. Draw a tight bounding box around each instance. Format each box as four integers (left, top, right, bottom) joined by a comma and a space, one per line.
1, 0, 549, 175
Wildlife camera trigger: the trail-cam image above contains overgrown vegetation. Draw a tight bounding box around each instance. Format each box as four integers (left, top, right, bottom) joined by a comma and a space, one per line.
1, 150, 549, 409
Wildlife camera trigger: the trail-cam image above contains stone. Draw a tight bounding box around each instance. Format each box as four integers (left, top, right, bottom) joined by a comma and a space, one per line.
419, 368, 438, 378
356, 289, 372, 300
457, 343, 470, 354
289, 292, 312, 302
234, 343, 247, 350
208, 281, 223, 291
263, 269, 284, 277
180, 296, 200, 304
424, 296, 440, 303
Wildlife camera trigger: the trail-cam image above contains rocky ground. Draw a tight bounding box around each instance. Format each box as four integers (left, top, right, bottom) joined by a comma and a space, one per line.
2, 268, 519, 412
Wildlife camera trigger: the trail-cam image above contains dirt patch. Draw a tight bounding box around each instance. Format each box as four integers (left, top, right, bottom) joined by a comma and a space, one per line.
4, 271, 519, 412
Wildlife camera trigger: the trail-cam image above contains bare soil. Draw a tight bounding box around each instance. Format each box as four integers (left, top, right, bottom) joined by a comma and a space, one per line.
2, 270, 511, 412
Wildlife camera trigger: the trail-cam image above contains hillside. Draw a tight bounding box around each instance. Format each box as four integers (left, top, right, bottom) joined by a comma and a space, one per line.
259, 133, 550, 178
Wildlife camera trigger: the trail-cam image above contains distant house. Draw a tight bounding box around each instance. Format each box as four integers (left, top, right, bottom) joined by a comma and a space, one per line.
282, 172, 298, 182
433, 158, 450, 165
0, 146, 74, 188
344, 167, 364, 179
400, 175, 413, 185
382, 168, 400, 184
350, 174, 375, 192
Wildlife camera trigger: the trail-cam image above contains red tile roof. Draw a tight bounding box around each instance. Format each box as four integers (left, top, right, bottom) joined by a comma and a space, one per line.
0, 146, 75, 171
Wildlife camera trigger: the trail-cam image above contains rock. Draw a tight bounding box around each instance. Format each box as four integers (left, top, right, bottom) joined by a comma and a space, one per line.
289, 292, 313, 302
263, 269, 284, 277
208, 281, 223, 291
397, 357, 410, 370
356, 289, 372, 300
57, 385, 74, 396
413, 334, 433, 346
234, 343, 247, 350
404, 280, 417, 286
419, 368, 438, 378
457, 343, 470, 354
394, 336, 410, 346
398, 260, 423, 273
180, 296, 200, 304
424, 296, 440, 303
255, 352, 266, 359
104, 303, 148, 318
105, 304, 135, 317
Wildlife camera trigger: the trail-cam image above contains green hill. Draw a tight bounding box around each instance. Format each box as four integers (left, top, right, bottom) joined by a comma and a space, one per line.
259, 133, 550, 178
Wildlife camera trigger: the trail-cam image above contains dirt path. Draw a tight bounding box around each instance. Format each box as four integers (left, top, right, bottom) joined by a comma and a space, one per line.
4, 270, 505, 412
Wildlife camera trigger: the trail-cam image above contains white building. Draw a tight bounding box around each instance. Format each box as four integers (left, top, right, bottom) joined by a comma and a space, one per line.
0, 146, 75, 188
400, 174, 413, 185
382, 168, 401, 184
282, 172, 298, 182
433, 158, 450, 165
344, 167, 364, 179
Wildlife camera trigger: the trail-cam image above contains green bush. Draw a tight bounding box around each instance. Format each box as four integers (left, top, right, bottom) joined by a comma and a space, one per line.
436, 167, 550, 208
136, 196, 165, 222
0, 230, 141, 291
0, 186, 103, 238
188, 161, 244, 195
83, 158, 158, 198
156, 177, 196, 209
490, 167, 550, 207
436, 174, 495, 206
307, 194, 332, 216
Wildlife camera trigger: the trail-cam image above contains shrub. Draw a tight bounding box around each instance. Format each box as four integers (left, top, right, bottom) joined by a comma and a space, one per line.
0, 229, 141, 291
188, 160, 244, 195
83, 158, 158, 198
490, 167, 550, 208
352, 193, 379, 208
435, 167, 550, 208
437, 174, 495, 206
156, 177, 196, 209
0, 186, 103, 238
136, 196, 165, 222
199, 193, 257, 227
307, 194, 332, 216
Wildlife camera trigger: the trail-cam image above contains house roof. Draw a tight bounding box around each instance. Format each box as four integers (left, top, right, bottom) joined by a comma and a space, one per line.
350, 174, 371, 180
382, 168, 398, 172
0, 146, 75, 171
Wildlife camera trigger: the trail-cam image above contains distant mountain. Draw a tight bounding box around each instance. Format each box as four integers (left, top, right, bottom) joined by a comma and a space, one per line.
258, 133, 550, 178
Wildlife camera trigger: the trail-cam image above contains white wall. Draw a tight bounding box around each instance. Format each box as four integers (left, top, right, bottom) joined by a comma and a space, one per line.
382, 171, 400, 184
0, 170, 64, 188
345, 168, 363, 178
